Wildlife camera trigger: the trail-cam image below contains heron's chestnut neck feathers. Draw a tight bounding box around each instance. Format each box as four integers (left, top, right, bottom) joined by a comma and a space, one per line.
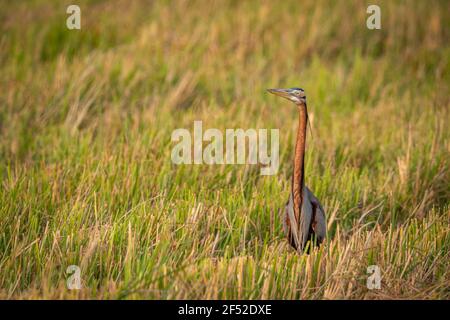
292, 103, 308, 222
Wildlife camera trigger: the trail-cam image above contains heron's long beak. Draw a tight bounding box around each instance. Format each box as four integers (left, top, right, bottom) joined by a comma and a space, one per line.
267, 88, 291, 99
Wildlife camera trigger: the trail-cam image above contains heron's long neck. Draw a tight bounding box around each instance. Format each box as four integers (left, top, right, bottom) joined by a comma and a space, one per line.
292, 103, 307, 220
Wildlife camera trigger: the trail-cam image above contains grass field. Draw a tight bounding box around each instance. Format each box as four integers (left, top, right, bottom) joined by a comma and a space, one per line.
0, 0, 449, 299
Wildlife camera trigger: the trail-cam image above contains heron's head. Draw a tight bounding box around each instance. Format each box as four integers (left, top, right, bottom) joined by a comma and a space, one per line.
267, 87, 306, 105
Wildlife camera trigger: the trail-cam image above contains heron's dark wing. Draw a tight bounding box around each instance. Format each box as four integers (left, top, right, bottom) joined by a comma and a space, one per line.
307, 189, 327, 243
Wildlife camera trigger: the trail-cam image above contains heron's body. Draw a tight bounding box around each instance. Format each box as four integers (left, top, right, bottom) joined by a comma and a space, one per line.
267, 87, 327, 253
283, 186, 326, 252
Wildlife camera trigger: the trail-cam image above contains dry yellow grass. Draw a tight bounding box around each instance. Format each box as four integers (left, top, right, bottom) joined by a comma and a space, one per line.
0, 0, 448, 299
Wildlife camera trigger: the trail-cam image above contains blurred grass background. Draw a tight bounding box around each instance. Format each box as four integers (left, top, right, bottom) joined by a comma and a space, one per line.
0, 0, 449, 299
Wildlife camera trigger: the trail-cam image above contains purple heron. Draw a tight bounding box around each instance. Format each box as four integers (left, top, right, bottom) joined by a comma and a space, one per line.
267, 87, 327, 253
